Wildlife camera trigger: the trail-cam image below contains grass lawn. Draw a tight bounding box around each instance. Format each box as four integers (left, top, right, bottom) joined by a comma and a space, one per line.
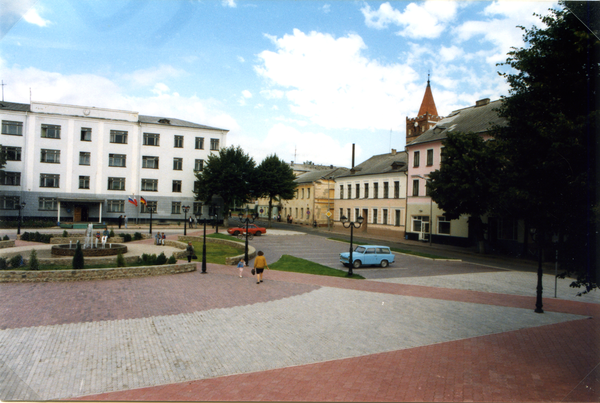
270, 254, 364, 279
189, 241, 244, 264
328, 238, 446, 259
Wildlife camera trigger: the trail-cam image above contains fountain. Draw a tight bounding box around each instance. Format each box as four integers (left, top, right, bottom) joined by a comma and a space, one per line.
51, 243, 128, 257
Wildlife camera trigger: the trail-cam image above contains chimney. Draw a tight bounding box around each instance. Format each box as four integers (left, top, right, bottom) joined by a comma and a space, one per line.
475, 98, 490, 107
351, 143, 356, 174
391, 148, 396, 155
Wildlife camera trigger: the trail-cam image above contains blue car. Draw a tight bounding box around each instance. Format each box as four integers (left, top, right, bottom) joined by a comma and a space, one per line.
340, 245, 395, 269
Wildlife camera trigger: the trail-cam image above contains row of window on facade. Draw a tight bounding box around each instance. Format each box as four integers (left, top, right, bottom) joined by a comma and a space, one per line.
412, 149, 435, 167
1, 147, 205, 172
1, 121, 220, 150
2, 172, 185, 193
0, 196, 202, 215
339, 181, 401, 200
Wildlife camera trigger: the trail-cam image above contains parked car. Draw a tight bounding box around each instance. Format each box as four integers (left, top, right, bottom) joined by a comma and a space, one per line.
340, 245, 395, 268
227, 224, 267, 236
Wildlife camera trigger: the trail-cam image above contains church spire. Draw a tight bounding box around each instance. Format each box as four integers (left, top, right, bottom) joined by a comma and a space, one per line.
405, 76, 443, 145
417, 74, 438, 117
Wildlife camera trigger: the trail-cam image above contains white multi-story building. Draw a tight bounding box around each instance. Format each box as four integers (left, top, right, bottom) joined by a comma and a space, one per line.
0, 101, 227, 224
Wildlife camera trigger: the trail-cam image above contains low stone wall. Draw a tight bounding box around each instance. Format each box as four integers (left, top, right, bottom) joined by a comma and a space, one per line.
177, 235, 255, 265
0, 263, 197, 283
0, 240, 15, 249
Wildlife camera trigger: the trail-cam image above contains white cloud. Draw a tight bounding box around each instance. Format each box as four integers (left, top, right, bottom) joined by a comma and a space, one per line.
237, 56, 245, 63
22, 7, 51, 27
255, 29, 418, 131
261, 89, 284, 99
242, 90, 252, 98
151, 83, 170, 95
439, 45, 464, 62
455, 1, 557, 65
235, 123, 358, 166
321, 4, 331, 14
222, 0, 236, 8
0, 60, 238, 132
361, 1, 458, 39
120, 65, 186, 87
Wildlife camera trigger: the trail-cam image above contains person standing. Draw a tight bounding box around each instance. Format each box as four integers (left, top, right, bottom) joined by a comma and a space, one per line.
253, 251, 269, 284
186, 242, 195, 263
237, 259, 245, 278
118, 215, 122, 229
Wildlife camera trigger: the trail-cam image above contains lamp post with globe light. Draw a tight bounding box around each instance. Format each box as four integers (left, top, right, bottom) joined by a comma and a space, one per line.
238, 208, 258, 264
340, 214, 364, 276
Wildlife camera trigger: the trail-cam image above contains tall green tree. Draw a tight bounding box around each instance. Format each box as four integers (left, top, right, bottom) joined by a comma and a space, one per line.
255, 154, 297, 228
428, 132, 503, 252
496, 1, 599, 291
193, 145, 256, 226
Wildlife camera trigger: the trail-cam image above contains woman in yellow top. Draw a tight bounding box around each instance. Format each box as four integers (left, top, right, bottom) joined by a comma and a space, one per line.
253, 250, 269, 284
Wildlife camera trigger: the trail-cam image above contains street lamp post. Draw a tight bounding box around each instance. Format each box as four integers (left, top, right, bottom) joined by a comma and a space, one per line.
182, 205, 190, 235
214, 205, 220, 234
148, 206, 155, 234
17, 202, 26, 235
531, 228, 544, 313
340, 215, 364, 276
238, 209, 257, 264
201, 215, 207, 274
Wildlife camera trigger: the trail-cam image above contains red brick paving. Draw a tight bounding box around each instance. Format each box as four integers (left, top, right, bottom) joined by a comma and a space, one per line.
3, 253, 598, 402
77, 317, 600, 402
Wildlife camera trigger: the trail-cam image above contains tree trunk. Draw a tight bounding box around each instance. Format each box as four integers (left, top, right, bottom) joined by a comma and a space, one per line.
267, 197, 273, 228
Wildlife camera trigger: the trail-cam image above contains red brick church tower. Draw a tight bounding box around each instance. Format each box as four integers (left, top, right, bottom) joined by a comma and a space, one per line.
406, 76, 443, 145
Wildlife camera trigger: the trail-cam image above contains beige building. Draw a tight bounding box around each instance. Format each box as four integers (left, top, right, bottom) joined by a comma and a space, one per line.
335, 150, 408, 239
281, 167, 348, 226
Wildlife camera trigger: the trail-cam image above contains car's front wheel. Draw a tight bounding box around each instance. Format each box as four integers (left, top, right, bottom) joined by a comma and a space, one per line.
380, 260, 389, 268
254, 231, 262, 236
352, 260, 362, 269
232, 230, 240, 236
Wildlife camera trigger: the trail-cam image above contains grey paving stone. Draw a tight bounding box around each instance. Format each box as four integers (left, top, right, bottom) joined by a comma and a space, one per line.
0, 287, 585, 400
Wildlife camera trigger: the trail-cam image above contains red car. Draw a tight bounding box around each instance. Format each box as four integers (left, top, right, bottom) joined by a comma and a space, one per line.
227, 224, 267, 236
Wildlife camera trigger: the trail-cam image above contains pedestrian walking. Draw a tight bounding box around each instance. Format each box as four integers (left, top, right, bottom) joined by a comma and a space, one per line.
237, 259, 245, 277
124, 215, 128, 228
118, 215, 122, 229
189, 216, 193, 229
186, 242, 195, 263
253, 251, 269, 284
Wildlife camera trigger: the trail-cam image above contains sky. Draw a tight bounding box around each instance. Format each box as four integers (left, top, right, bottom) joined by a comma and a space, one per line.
0, 0, 558, 167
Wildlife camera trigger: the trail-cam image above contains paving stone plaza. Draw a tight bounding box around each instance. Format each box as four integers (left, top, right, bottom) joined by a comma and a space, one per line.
0, 229, 598, 401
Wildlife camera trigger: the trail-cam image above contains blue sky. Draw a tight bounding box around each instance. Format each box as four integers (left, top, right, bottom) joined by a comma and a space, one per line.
1, 0, 557, 166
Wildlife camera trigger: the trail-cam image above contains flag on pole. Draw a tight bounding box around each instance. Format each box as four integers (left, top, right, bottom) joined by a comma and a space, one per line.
140, 196, 147, 205
128, 196, 137, 206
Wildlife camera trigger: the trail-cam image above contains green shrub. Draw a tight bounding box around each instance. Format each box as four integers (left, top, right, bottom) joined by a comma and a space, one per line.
2, 235, 9, 241
133, 232, 143, 241
167, 254, 177, 264
109, 229, 115, 238
20, 232, 52, 243
122, 233, 132, 242
72, 243, 84, 270
140, 253, 157, 265
62, 230, 68, 237
0, 257, 8, 270
10, 254, 23, 268
156, 252, 168, 265
116, 252, 126, 267
28, 250, 40, 271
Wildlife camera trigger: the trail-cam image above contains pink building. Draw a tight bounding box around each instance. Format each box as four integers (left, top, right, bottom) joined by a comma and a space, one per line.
405, 83, 506, 246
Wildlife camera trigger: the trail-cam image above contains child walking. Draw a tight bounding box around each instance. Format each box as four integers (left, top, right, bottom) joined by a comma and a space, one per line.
237, 259, 245, 277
